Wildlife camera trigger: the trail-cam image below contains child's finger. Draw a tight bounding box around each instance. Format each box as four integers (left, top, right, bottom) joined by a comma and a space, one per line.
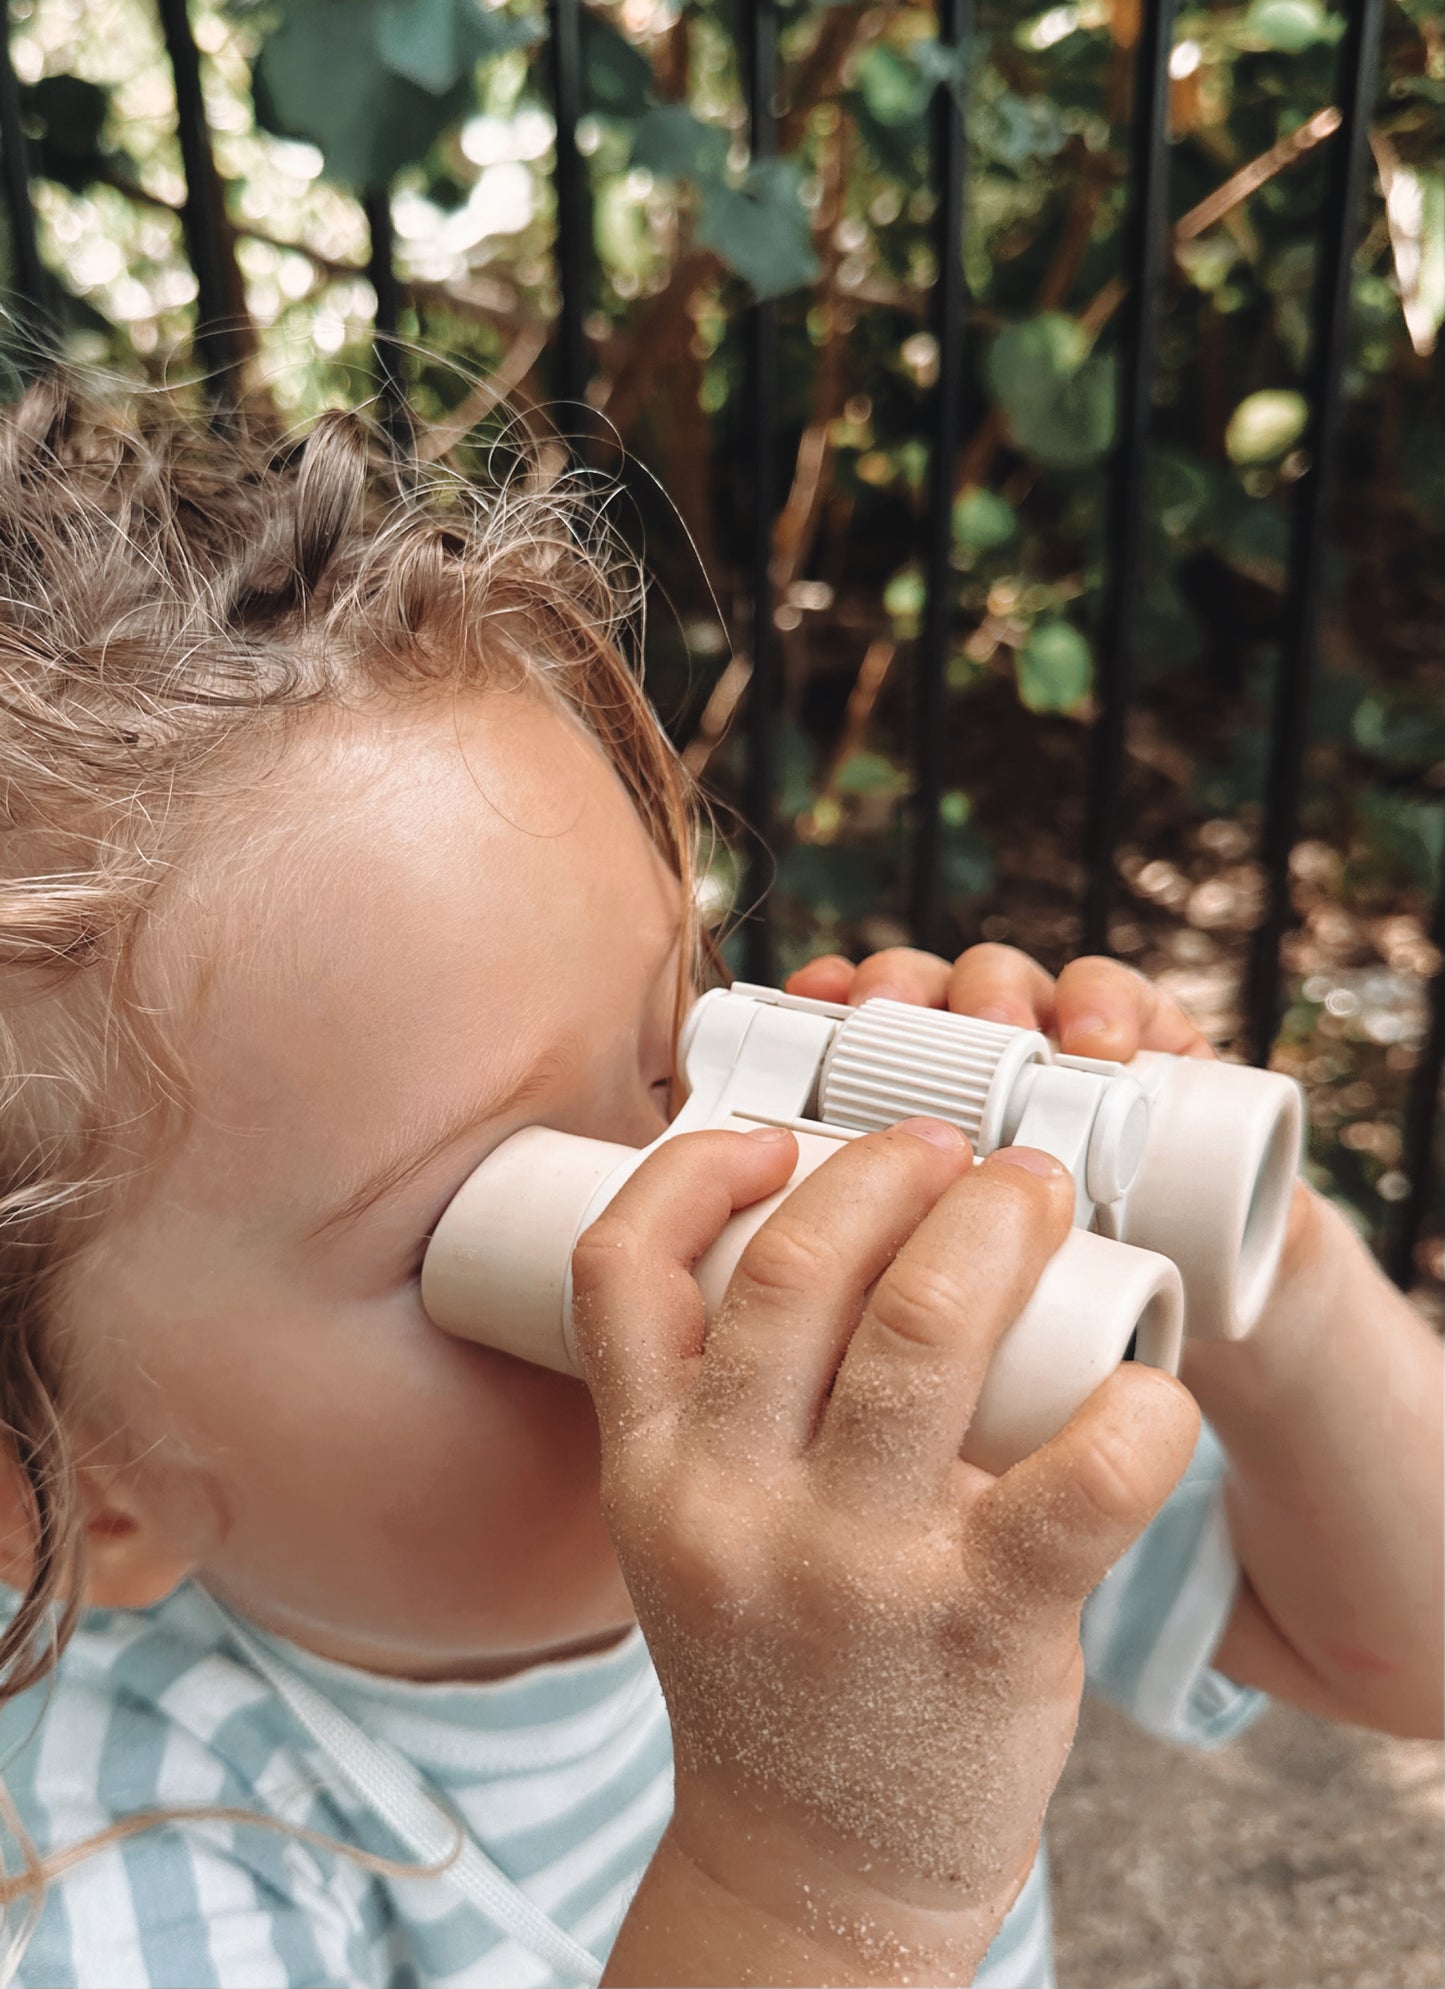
845, 947, 952, 1008
1054, 957, 1214, 1061
783, 954, 857, 1002
569, 1127, 799, 1428
963, 1363, 1201, 1612
694, 1119, 976, 1453
810, 1150, 1074, 1510
784, 948, 955, 1009
944, 945, 1059, 1032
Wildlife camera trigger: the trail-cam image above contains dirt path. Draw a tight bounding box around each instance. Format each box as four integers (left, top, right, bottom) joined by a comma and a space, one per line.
1047, 1696, 1443, 1987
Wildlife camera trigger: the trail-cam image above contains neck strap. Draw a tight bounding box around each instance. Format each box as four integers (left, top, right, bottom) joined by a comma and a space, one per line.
202, 1593, 600, 1983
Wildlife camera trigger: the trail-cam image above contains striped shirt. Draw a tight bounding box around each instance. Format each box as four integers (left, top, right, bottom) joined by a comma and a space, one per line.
0, 1421, 1263, 1987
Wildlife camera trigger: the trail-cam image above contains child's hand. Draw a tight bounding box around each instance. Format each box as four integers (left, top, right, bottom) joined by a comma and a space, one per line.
576, 1121, 1200, 1984
785, 940, 1215, 1062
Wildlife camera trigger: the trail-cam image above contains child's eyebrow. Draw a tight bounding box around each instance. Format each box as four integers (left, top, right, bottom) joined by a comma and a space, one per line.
300, 1041, 578, 1248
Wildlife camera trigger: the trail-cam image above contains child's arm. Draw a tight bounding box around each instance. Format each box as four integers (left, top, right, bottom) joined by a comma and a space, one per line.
574, 1120, 1202, 1986
1181, 1179, 1442, 1738
787, 945, 1444, 1741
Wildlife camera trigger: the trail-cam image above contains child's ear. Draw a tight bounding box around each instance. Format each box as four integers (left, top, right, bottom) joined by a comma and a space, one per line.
0, 1442, 201, 1610
72, 1463, 201, 1609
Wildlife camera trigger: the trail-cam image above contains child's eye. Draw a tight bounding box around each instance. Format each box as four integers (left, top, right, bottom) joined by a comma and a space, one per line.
407, 1232, 435, 1285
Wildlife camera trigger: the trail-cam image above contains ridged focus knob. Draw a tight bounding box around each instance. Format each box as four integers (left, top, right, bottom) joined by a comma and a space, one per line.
817, 998, 1050, 1152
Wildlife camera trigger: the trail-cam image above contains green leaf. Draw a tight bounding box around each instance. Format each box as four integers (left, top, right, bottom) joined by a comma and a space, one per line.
953, 487, 1017, 558
987, 314, 1116, 469
1225, 388, 1309, 464
1016, 617, 1093, 712
629, 103, 728, 182
697, 159, 819, 300
579, 9, 654, 119
1246, 0, 1332, 52
255, 3, 475, 185
856, 43, 929, 126
975, 89, 1066, 170
883, 564, 926, 635
375, 0, 534, 94
1358, 792, 1444, 889
1153, 450, 1215, 537
834, 751, 908, 797
1209, 491, 1290, 587
1351, 691, 1444, 771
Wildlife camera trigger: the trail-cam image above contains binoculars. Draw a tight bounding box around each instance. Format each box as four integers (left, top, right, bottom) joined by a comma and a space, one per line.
422, 983, 1304, 1473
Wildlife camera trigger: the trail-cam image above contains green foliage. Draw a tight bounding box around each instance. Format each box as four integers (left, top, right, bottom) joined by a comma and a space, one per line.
252, 0, 536, 188
833, 750, 908, 797
695, 159, 820, 300
953, 487, 1017, 559
1244, 0, 1339, 52
629, 103, 727, 181
1016, 617, 1093, 713
1224, 388, 1309, 464
1349, 690, 1441, 772
1358, 792, 1445, 889
987, 315, 1116, 469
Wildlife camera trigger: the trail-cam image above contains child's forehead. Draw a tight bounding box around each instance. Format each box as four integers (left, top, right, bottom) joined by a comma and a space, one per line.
175, 688, 639, 948
156, 687, 676, 1126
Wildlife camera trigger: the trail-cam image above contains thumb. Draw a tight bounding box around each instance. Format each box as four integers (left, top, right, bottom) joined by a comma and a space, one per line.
569, 1126, 798, 1428
965, 1365, 1202, 1612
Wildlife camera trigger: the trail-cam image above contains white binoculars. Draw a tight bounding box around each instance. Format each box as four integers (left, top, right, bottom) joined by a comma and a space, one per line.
422, 983, 1304, 1473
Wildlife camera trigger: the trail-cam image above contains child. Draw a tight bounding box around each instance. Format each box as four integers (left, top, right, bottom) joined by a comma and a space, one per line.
0, 374, 1437, 1989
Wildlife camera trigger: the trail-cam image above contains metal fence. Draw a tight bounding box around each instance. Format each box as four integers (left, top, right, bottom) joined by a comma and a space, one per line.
0, 0, 1439, 1290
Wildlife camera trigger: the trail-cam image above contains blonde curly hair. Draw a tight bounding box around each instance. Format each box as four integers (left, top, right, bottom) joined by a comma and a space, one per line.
0, 367, 706, 1921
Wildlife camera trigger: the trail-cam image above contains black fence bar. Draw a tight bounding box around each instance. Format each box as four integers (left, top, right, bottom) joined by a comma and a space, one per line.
364, 185, 407, 442
910, 0, 971, 956
1242, 0, 1385, 1066
740, 0, 779, 984
548, 0, 587, 424
0, 3, 50, 335
155, 0, 240, 389
1080, 0, 1178, 958
1388, 872, 1445, 1290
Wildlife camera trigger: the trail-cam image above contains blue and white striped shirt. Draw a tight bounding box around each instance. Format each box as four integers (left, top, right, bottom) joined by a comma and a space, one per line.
0, 1422, 1263, 1987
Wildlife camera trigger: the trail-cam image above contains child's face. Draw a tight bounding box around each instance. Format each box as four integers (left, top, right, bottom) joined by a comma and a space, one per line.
63, 686, 684, 1679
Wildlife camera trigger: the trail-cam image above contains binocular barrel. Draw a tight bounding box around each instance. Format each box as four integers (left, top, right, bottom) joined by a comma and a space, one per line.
421, 986, 1304, 1475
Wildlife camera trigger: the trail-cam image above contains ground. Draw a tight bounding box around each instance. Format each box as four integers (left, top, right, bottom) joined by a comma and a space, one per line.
1049, 1694, 1444, 1988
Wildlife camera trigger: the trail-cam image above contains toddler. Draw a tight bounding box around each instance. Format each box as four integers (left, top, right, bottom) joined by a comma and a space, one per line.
0, 374, 1438, 1988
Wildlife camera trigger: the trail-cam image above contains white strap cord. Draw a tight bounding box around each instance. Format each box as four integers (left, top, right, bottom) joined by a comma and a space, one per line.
205, 1596, 601, 1985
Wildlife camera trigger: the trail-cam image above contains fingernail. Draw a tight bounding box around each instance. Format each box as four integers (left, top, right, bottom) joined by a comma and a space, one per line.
853, 980, 905, 1006
973, 1003, 1025, 1027
1064, 1012, 1113, 1046
745, 1125, 794, 1144
894, 1116, 968, 1150
990, 1145, 1067, 1179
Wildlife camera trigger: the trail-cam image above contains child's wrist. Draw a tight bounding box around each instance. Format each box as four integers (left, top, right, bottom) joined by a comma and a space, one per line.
656, 1783, 1026, 1984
